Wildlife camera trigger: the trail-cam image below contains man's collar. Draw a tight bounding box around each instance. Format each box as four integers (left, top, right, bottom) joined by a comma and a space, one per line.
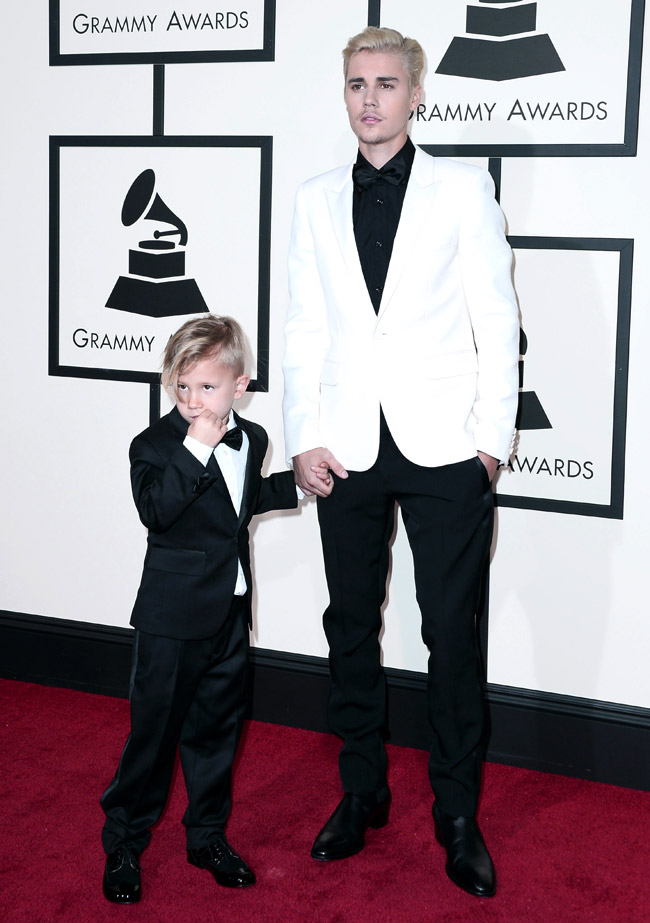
354, 135, 415, 177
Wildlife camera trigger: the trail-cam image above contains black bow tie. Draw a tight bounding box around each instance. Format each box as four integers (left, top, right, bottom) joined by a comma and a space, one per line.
220, 426, 243, 451
352, 158, 407, 191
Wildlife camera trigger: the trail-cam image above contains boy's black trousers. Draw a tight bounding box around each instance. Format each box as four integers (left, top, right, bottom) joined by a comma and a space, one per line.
101, 595, 249, 855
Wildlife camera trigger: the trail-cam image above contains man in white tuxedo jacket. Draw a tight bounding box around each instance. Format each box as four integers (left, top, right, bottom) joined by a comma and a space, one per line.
283, 27, 519, 898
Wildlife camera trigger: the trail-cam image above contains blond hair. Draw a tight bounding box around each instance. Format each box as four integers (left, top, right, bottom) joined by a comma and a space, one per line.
161, 315, 247, 393
342, 26, 424, 92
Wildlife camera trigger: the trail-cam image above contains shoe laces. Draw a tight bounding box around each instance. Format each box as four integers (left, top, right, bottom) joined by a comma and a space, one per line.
203, 837, 242, 864
113, 846, 140, 871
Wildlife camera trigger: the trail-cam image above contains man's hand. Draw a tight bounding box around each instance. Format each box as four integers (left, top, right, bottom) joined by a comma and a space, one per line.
187, 410, 228, 448
293, 448, 348, 498
477, 451, 499, 482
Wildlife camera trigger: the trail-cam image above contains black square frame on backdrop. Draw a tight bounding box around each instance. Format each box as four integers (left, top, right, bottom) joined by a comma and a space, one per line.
49, 135, 272, 391
368, 0, 645, 156
50, 0, 276, 65
495, 236, 633, 519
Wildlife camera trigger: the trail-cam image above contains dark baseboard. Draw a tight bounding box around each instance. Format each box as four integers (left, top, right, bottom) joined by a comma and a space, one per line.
2, 610, 649, 791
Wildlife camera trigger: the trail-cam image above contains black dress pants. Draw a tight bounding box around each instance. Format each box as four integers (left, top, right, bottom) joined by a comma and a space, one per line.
101, 595, 249, 854
316, 414, 493, 817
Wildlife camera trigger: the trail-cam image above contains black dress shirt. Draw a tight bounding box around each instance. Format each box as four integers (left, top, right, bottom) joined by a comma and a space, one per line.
352, 137, 415, 314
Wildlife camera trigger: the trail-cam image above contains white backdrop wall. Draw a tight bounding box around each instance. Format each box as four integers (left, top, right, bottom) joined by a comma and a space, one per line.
1, 2, 648, 709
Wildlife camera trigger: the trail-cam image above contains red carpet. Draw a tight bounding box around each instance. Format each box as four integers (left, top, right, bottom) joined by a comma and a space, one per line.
1, 677, 648, 922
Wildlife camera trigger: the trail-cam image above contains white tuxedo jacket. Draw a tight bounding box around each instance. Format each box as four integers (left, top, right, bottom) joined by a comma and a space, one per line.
283, 146, 520, 471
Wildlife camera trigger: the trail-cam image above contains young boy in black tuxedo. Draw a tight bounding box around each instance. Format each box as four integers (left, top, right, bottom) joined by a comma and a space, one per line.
101, 315, 301, 904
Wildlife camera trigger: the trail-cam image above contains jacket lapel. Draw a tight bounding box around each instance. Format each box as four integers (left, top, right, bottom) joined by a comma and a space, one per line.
322, 149, 443, 322
235, 412, 257, 529
168, 406, 235, 510
378, 148, 442, 319
324, 166, 374, 312
205, 453, 237, 514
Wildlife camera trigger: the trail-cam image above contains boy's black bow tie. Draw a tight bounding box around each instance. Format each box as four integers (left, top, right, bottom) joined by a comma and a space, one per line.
352, 159, 407, 190
220, 426, 243, 451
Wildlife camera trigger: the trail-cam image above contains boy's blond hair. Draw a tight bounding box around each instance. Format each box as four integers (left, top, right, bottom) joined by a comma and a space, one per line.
342, 26, 425, 92
161, 315, 247, 393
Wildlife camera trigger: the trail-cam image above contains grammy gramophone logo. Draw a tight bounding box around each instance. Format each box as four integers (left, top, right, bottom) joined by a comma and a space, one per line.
106, 168, 208, 318
436, 0, 565, 82
516, 328, 551, 430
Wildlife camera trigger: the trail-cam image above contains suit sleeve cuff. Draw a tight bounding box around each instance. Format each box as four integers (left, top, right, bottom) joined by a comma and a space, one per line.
183, 435, 213, 467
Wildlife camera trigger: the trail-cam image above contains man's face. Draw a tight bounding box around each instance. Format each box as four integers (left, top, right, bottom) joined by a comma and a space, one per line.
344, 50, 421, 151
174, 354, 249, 426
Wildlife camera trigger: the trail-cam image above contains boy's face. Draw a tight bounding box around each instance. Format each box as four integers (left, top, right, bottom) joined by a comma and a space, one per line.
175, 355, 249, 426
344, 50, 421, 153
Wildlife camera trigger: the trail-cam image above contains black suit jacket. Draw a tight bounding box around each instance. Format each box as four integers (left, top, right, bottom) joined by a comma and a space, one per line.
128, 407, 298, 640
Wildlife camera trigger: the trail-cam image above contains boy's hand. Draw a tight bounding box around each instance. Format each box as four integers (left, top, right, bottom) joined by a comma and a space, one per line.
188, 409, 228, 448
293, 448, 348, 498
311, 462, 332, 488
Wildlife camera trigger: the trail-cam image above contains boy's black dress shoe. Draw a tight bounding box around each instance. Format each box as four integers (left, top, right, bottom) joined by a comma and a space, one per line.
311, 788, 391, 860
187, 836, 256, 888
102, 846, 141, 904
432, 804, 496, 898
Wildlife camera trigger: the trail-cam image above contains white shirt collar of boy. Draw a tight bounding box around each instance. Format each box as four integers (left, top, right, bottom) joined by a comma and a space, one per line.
183, 413, 249, 596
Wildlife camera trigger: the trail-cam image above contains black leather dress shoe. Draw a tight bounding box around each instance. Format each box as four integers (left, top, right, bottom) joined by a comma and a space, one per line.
102, 846, 141, 904
311, 789, 391, 861
432, 804, 496, 897
187, 836, 256, 888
